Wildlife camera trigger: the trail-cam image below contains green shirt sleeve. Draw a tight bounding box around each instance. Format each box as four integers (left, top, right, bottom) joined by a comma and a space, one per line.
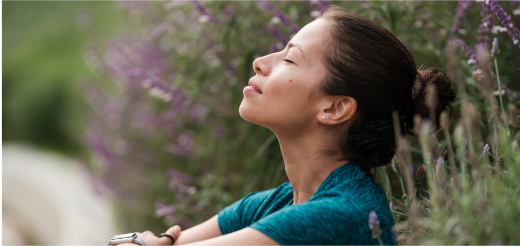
248, 197, 380, 245
218, 189, 277, 235
218, 182, 293, 235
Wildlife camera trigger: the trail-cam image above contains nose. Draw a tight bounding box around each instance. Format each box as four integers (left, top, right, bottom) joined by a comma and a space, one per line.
252, 55, 270, 76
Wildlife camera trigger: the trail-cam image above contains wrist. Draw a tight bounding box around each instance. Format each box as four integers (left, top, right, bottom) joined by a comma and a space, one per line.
107, 233, 146, 246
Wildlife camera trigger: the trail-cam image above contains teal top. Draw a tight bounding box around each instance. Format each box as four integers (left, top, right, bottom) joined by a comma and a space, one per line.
217, 161, 397, 245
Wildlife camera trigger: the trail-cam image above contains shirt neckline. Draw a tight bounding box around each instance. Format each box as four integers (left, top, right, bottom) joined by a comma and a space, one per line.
288, 160, 357, 204
313, 160, 355, 195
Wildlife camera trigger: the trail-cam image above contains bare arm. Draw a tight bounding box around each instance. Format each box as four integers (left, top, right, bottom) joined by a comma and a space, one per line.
181, 227, 280, 245
125, 215, 222, 246
123, 214, 279, 245
172, 214, 222, 245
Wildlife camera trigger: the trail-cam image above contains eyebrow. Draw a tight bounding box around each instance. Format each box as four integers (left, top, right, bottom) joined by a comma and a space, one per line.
287, 42, 306, 60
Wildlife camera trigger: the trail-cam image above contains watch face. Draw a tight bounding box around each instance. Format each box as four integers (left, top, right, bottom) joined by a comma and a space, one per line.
109, 233, 136, 245
113, 233, 136, 239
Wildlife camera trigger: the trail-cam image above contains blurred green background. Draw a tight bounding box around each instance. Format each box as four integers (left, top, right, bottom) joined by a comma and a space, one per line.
3, 1, 122, 156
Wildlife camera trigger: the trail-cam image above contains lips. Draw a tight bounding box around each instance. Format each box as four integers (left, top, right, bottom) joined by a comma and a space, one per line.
248, 79, 263, 94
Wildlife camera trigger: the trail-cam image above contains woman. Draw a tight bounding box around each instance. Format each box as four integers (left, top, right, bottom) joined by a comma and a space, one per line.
119, 5, 456, 245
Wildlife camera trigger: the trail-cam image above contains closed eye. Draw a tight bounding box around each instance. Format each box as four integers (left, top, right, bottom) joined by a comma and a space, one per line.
282, 58, 294, 64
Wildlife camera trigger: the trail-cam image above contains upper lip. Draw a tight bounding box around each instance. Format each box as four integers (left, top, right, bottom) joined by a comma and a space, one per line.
248, 79, 263, 94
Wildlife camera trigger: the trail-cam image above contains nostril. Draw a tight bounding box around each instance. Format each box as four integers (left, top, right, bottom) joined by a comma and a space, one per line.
255, 66, 262, 74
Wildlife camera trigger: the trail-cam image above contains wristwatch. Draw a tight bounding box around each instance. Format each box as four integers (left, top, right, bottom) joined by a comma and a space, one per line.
107, 233, 147, 246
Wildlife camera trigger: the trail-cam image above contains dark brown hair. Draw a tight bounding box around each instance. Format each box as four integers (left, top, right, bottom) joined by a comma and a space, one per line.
317, 6, 456, 176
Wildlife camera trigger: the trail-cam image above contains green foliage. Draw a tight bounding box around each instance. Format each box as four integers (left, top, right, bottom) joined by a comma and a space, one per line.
2, 1, 122, 155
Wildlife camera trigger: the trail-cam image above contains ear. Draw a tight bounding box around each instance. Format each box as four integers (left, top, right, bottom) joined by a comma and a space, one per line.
318, 96, 357, 125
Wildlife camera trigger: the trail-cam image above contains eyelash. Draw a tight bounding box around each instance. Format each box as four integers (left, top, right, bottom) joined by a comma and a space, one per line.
282, 58, 294, 64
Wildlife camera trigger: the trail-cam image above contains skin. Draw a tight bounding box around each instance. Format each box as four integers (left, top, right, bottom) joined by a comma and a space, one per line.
118, 18, 358, 246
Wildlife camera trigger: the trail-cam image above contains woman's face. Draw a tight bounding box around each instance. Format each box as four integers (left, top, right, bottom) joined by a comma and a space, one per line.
239, 18, 331, 135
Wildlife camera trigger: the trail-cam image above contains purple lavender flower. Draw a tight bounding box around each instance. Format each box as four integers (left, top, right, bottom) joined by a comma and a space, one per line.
265, 24, 289, 46
477, 1, 494, 47
475, 42, 489, 59
154, 202, 176, 217
319, 0, 332, 7
306, 0, 322, 11
167, 131, 196, 157
202, 30, 238, 74
86, 132, 126, 172
368, 211, 382, 239
408, 166, 416, 174
483, 143, 490, 154
453, 37, 478, 65
154, 201, 178, 224
224, 5, 235, 17
389, 202, 393, 210
167, 168, 198, 199
188, 103, 207, 124
436, 157, 445, 169
451, 0, 471, 34
268, 42, 285, 54
191, 0, 220, 24
491, 37, 500, 58
104, 37, 169, 90
168, 169, 194, 185
483, 143, 491, 165
256, 1, 300, 33
498, 84, 519, 101
487, 0, 520, 47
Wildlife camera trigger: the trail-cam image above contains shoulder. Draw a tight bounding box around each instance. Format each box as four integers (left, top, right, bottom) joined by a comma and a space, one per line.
323, 176, 397, 245
229, 182, 292, 213
251, 196, 397, 245
243, 181, 293, 204
249, 197, 379, 245
218, 182, 293, 235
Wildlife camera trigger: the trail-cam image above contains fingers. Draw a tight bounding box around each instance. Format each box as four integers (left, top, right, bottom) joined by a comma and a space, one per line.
133, 229, 179, 246
158, 225, 182, 245
135, 231, 154, 238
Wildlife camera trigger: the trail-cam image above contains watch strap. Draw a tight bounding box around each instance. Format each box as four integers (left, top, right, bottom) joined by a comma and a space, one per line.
132, 236, 147, 246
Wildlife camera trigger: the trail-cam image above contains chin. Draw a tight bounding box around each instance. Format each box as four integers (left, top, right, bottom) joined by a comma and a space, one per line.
239, 98, 264, 126
238, 99, 254, 122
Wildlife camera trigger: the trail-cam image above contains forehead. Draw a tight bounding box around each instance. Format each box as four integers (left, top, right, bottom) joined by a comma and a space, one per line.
289, 18, 331, 61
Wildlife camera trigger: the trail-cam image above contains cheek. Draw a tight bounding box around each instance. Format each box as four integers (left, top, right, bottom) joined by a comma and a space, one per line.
266, 60, 324, 105
264, 77, 312, 115
240, 68, 318, 128
266, 71, 306, 98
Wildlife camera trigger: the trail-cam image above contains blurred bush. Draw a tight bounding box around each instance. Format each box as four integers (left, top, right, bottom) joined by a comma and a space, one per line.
77, 0, 520, 244
2, 1, 123, 155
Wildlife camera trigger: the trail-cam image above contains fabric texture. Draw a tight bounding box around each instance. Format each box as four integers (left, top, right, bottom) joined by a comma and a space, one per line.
217, 161, 397, 245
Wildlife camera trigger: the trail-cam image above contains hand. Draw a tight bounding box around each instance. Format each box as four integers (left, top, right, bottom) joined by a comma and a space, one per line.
134, 225, 182, 246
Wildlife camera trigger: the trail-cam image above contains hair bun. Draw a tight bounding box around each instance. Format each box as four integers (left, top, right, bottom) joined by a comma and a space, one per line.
405, 68, 457, 136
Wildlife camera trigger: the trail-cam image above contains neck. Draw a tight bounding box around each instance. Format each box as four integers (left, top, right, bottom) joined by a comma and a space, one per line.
272, 126, 348, 205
